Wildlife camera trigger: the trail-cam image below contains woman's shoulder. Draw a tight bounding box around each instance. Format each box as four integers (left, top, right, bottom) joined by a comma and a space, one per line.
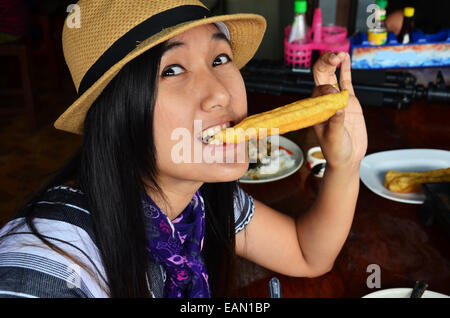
9, 185, 95, 242
0, 185, 108, 298
233, 185, 255, 234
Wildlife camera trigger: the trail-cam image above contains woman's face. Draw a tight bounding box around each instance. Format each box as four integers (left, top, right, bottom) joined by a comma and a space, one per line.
153, 24, 249, 185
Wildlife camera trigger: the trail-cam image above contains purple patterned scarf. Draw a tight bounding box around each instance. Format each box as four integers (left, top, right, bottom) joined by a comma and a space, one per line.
143, 190, 211, 298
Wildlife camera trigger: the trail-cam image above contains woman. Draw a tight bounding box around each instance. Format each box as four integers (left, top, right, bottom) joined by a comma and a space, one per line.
0, 0, 367, 298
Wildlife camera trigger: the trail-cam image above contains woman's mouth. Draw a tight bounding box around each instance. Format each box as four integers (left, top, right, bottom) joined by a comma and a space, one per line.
197, 122, 231, 145
191, 120, 248, 164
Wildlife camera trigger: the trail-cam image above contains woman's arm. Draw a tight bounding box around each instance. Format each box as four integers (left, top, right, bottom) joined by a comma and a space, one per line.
235, 164, 360, 277
236, 52, 367, 277
294, 159, 360, 275
236, 167, 359, 278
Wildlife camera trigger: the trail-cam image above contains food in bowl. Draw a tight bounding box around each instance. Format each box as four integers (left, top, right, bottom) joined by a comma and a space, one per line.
244, 139, 295, 180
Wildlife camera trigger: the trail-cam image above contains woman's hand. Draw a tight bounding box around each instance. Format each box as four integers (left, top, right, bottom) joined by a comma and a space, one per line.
311, 51, 368, 171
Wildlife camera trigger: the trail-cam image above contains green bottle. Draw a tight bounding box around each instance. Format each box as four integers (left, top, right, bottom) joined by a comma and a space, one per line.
288, 0, 309, 44
368, 0, 388, 45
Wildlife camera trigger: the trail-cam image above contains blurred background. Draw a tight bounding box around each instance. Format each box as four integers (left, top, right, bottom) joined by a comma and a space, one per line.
1, 0, 81, 225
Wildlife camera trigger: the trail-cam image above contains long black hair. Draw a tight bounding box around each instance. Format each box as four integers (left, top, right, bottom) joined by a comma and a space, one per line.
1, 42, 238, 297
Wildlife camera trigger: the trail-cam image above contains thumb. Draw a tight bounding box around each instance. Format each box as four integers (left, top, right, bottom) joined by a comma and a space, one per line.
311, 85, 339, 98
324, 110, 345, 142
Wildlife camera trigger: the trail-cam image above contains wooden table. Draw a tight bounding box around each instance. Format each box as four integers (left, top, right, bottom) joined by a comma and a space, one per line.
234, 87, 450, 298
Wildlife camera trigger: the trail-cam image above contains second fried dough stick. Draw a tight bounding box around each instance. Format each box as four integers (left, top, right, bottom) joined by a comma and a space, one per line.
385, 168, 450, 193
211, 90, 349, 144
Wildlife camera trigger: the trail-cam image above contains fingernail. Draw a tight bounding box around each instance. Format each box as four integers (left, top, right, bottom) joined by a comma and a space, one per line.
327, 87, 337, 94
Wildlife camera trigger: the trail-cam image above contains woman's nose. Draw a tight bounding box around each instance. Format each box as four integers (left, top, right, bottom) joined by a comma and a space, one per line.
199, 70, 231, 112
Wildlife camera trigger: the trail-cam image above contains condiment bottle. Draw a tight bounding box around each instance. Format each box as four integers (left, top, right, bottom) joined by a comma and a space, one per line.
310, 7, 322, 66
311, 7, 322, 43
367, 0, 388, 46
288, 0, 309, 44
397, 7, 415, 44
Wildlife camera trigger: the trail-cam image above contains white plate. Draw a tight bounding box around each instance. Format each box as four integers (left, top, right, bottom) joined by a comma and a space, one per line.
363, 288, 450, 298
360, 149, 450, 204
239, 136, 304, 184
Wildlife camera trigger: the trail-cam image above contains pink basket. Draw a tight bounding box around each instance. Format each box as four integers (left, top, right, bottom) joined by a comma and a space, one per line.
284, 26, 313, 67
322, 25, 348, 44
284, 26, 350, 67
284, 40, 314, 67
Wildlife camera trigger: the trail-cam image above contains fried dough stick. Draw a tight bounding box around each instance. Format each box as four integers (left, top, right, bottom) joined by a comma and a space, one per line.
212, 90, 349, 144
384, 168, 450, 193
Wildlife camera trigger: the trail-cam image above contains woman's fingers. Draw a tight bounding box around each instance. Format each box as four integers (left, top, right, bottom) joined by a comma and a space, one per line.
311, 84, 339, 98
314, 109, 346, 148
327, 109, 346, 139
312, 51, 339, 86
312, 85, 341, 137
313, 51, 354, 96
338, 52, 355, 95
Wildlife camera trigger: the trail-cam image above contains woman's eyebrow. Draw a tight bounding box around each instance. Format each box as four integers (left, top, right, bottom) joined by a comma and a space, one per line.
161, 32, 230, 57
212, 32, 230, 46
161, 41, 184, 56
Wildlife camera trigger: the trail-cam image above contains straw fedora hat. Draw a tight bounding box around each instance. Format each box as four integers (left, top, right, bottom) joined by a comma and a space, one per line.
55, 0, 266, 134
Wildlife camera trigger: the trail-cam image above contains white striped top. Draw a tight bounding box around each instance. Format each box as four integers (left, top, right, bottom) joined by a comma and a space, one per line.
0, 185, 254, 298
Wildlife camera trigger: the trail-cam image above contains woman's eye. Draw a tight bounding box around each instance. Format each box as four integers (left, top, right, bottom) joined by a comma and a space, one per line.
161, 64, 185, 77
213, 54, 232, 67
